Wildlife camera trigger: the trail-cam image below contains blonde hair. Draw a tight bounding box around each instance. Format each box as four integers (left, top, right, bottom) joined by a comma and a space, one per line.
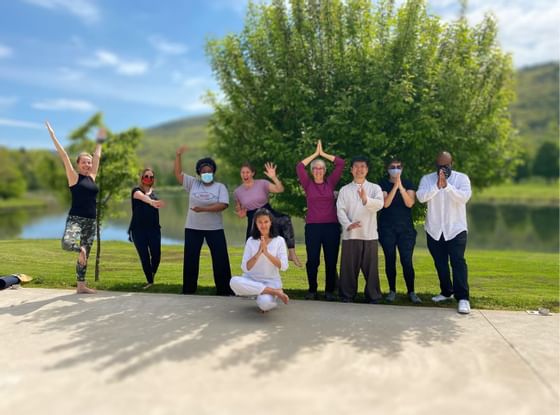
76, 152, 93, 163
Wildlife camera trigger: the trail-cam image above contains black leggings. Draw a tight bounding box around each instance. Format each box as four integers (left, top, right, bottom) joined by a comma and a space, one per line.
131, 228, 161, 284
246, 203, 296, 249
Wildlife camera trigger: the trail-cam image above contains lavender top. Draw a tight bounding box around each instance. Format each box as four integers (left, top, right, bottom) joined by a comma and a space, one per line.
234, 179, 270, 211
296, 156, 345, 224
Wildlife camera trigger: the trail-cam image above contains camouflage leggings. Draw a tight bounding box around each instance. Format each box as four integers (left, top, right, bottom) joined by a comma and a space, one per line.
61, 215, 96, 281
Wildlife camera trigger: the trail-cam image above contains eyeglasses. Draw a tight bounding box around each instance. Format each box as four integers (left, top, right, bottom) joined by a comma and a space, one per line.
143, 175, 155, 179
311, 167, 325, 171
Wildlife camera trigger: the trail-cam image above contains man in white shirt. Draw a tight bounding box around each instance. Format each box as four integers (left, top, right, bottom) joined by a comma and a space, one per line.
336, 156, 384, 303
417, 151, 472, 314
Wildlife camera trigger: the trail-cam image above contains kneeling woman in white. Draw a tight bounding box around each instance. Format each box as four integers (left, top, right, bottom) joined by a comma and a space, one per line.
230, 208, 290, 312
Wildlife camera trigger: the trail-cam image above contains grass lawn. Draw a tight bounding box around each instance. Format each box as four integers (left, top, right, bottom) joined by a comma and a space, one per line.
474, 179, 559, 205
0, 195, 47, 210
0, 239, 557, 312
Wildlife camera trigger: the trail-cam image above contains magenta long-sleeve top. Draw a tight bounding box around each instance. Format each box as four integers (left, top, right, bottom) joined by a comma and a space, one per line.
296, 156, 345, 224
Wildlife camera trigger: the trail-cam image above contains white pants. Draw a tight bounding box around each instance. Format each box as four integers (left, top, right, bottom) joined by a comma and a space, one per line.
230, 276, 282, 311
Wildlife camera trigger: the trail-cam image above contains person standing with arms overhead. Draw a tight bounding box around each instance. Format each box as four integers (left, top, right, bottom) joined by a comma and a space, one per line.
175, 146, 233, 296
378, 157, 422, 304
417, 151, 472, 314
129, 168, 164, 289
234, 162, 302, 267
296, 139, 345, 301
336, 156, 384, 303
45, 121, 105, 294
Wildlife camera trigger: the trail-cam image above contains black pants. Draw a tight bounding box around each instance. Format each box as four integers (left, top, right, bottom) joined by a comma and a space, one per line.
304, 223, 340, 293
183, 228, 232, 296
131, 228, 161, 284
379, 225, 416, 293
426, 231, 469, 300
246, 203, 295, 249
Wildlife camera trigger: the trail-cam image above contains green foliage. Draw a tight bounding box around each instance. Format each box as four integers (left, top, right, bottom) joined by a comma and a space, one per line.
0, 148, 27, 198
138, 115, 211, 186
510, 62, 559, 151
67, 113, 141, 280
205, 0, 517, 218
532, 141, 559, 181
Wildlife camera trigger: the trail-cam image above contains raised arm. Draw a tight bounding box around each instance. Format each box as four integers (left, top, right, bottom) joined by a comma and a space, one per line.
318, 139, 335, 162
45, 121, 77, 186
174, 146, 187, 185
264, 162, 284, 193
90, 128, 106, 180
300, 140, 321, 167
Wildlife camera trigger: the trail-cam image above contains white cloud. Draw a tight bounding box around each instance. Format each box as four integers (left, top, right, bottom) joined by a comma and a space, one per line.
32, 98, 96, 112
0, 44, 13, 58
22, 0, 100, 24
57, 67, 85, 81
149, 35, 188, 55
428, 0, 560, 67
80, 49, 148, 76
0, 118, 43, 129
0, 96, 18, 109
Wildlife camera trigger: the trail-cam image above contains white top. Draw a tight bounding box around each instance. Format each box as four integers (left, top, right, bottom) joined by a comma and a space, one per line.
182, 174, 229, 230
416, 170, 472, 241
336, 180, 384, 240
241, 236, 288, 281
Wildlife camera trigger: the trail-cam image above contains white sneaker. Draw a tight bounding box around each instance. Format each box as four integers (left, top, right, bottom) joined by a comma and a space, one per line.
458, 299, 471, 314
432, 294, 453, 302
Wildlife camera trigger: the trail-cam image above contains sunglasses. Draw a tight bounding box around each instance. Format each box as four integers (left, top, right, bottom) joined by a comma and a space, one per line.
143, 175, 155, 179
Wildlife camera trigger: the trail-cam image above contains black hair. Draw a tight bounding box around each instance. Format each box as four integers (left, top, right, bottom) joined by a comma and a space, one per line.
350, 155, 369, 168
195, 157, 217, 175
250, 208, 279, 240
385, 156, 403, 168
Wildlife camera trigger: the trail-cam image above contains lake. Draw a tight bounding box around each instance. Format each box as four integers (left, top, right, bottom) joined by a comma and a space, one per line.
0, 191, 558, 252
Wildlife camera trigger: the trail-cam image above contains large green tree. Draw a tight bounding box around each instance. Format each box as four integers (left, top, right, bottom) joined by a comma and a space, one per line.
68, 113, 141, 280
206, 0, 517, 217
532, 141, 559, 182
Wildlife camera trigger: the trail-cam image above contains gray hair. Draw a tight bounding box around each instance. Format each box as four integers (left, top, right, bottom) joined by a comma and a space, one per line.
310, 158, 326, 171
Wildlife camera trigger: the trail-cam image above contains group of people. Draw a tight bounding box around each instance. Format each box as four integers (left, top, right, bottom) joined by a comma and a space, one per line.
45, 122, 472, 315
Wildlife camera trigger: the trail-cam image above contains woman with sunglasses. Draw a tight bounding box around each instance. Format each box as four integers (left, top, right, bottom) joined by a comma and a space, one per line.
129, 168, 164, 289
296, 139, 345, 301
378, 157, 421, 304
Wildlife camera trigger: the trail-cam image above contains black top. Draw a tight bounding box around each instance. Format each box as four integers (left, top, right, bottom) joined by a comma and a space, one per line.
130, 187, 160, 231
69, 174, 98, 219
378, 177, 416, 228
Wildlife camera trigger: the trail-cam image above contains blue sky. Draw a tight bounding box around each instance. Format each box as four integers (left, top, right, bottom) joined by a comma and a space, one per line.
0, 0, 558, 149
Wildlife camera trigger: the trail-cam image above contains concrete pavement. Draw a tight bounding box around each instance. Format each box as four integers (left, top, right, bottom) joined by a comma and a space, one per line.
0, 288, 558, 415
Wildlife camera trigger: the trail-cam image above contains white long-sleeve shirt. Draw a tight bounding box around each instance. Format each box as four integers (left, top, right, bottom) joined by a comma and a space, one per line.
336, 180, 384, 240
241, 236, 288, 281
416, 171, 472, 241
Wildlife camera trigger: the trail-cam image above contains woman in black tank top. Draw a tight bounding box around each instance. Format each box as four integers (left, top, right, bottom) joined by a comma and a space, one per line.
46, 121, 105, 294
129, 168, 164, 289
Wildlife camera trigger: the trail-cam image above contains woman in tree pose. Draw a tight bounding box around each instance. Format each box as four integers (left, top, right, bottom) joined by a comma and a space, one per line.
46, 121, 105, 294
234, 161, 302, 267
129, 168, 164, 289
230, 208, 290, 312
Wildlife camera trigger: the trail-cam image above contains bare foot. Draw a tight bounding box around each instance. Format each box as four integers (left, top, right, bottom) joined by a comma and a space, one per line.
288, 249, 302, 267
76, 282, 96, 294
78, 247, 87, 266
275, 289, 289, 305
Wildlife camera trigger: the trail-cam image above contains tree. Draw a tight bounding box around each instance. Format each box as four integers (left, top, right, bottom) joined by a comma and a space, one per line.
205, 0, 517, 218
0, 148, 27, 198
532, 141, 559, 181
67, 113, 141, 280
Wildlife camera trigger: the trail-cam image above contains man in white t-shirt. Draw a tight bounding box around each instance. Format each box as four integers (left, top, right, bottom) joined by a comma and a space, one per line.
417, 151, 472, 314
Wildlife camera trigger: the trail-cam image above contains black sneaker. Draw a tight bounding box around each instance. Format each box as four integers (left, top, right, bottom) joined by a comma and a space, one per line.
304, 291, 319, 300
324, 292, 338, 302
340, 297, 353, 303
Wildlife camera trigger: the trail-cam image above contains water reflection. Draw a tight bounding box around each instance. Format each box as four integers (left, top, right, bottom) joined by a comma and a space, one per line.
2, 191, 558, 252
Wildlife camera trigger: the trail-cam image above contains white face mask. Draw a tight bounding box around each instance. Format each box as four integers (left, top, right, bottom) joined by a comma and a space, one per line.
201, 172, 214, 183
388, 168, 402, 178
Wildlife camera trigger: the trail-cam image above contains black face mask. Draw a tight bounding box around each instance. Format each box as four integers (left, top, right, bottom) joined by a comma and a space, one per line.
436, 164, 452, 178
